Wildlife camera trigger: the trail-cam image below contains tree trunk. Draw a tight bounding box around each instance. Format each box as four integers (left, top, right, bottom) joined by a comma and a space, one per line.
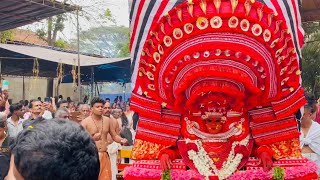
52, 15, 63, 44
47, 17, 53, 46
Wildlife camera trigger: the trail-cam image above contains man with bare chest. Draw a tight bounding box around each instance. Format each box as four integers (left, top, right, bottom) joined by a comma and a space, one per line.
82, 97, 127, 180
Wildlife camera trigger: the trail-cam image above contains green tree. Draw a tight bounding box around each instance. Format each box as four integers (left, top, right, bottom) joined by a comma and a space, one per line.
0, 30, 14, 43
54, 39, 67, 48
301, 31, 320, 97
47, 14, 66, 46
71, 26, 130, 57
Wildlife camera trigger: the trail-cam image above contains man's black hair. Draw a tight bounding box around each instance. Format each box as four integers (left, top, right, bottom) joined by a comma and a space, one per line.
57, 100, 69, 108
105, 98, 110, 101
28, 99, 40, 109
11, 119, 100, 180
304, 103, 317, 114
90, 97, 105, 107
37, 97, 41, 101
9, 103, 23, 114
24, 100, 29, 107
305, 92, 317, 104
0, 114, 5, 128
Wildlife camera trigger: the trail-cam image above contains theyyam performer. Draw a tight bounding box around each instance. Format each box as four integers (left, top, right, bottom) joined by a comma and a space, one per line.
125, 0, 319, 179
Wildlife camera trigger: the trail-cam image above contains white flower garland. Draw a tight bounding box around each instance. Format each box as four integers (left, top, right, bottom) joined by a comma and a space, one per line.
187, 136, 249, 180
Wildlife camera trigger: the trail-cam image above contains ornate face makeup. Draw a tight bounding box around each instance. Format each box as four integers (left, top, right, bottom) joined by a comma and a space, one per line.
205, 118, 225, 134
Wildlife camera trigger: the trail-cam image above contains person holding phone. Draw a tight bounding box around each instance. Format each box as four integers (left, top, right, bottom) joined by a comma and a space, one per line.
42, 100, 53, 120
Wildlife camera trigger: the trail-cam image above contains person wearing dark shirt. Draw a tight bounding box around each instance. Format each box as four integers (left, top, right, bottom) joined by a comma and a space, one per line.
22, 99, 45, 129
0, 112, 13, 180
132, 112, 139, 131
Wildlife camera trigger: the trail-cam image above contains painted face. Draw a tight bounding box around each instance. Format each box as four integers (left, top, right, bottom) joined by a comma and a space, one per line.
205, 119, 224, 134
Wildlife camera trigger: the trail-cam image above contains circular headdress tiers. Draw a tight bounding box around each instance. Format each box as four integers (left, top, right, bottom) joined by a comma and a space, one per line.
136, 0, 302, 115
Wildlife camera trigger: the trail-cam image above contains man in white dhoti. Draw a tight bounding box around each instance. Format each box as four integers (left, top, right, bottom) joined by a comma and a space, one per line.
300, 103, 320, 174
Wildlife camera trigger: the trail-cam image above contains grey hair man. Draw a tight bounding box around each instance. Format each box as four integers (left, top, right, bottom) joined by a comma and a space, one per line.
54, 108, 70, 120
78, 104, 90, 119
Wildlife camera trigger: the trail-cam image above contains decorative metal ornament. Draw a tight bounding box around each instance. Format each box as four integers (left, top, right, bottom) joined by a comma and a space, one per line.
141, 50, 146, 56
165, 13, 173, 27
146, 71, 155, 80
184, 23, 194, 34
244, 0, 252, 16
203, 51, 210, 58
160, 23, 166, 34
296, 70, 301, 75
258, 67, 264, 73
188, 1, 194, 17
288, 67, 297, 75
230, 0, 239, 14
196, 17, 209, 30
150, 31, 160, 41
173, 28, 183, 39
267, 13, 273, 27
240, 19, 250, 32
165, 77, 171, 84
281, 77, 289, 86
200, 0, 207, 14
210, 16, 223, 28
245, 55, 251, 62
153, 52, 161, 63
144, 48, 152, 57
184, 55, 191, 61
172, 65, 178, 71
277, 56, 284, 65
163, 35, 172, 47
235, 52, 242, 58
252, 61, 258, 67
176, 8, 183, 22
158, 44, 164, 55
279, 30, 286, 42
263, 29, 271, 42
148, 84, 156, 91
252, 24, 262, 36
224, 50, 231, 57
270, 38, 279, 48
147, 39, 155, 49
193, 52, 200, 59
274, 20, 282, 34
213, 0, 221, 14
215, 49, 222, 56
228, 16, 239, 28
257, 6, 263, 21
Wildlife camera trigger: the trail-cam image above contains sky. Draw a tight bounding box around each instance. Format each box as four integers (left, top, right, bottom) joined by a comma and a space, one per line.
22, 0, 130, 41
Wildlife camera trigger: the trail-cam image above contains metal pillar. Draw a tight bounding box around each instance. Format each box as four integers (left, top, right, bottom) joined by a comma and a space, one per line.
77, 9, 81, 101
91, 66, 94, 99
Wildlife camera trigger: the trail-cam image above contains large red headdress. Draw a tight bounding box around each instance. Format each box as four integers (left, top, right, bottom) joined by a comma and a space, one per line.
129, 0, 306, 161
